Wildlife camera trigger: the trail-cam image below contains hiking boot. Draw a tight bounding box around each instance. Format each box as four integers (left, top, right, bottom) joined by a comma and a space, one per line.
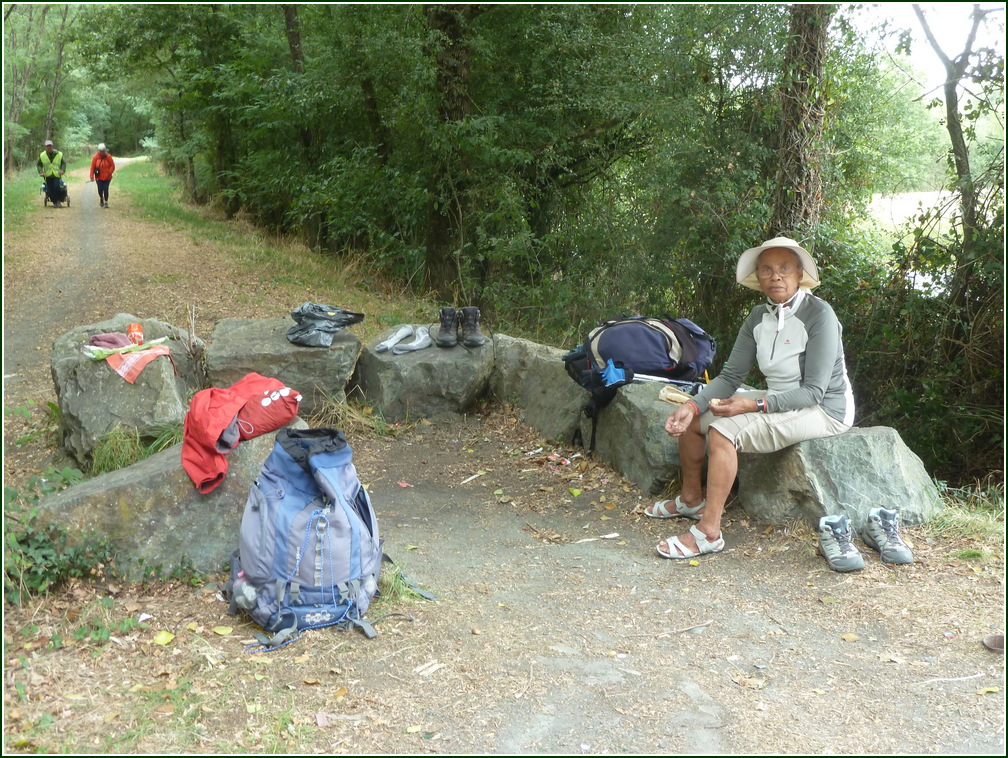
460, 306, 486, 347
861, 507, 914, 564
818, 515, 864, 572
435, 307, 459, 347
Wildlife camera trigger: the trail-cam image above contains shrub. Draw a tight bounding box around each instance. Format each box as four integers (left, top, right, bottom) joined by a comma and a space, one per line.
3, 467, 116, 605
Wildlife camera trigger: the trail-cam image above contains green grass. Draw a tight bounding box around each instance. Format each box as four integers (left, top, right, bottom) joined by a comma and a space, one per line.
114, 159, 222, 233
372, 562, 431, 610
953, 548, 992, 561
112, 159, 436, 343
90, 423, 183, 476
303, 392, 401, 438
2, 167, 49, 233
921, 480, 1006, 544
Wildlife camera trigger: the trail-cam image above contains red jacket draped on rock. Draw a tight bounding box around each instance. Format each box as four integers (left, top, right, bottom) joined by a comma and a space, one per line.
181, 373, 301, 494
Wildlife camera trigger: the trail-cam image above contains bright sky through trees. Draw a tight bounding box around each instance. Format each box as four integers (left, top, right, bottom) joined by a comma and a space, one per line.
870, 2, 1005, 95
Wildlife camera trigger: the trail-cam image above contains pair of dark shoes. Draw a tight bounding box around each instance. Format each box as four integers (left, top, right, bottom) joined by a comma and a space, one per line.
436, 306, 486, 348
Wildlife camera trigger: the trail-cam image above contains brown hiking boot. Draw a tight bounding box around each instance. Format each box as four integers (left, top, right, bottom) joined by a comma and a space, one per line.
435, 307, 459, 347
460, 306, 486, 347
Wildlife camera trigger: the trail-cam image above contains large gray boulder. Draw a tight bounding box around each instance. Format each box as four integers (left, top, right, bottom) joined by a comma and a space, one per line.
587, 385, 943, 529
34, 418, 308, 579
351, 325, 493, 421
205, 318, 361, 416
50, 313, 206, 466
488, 334, 586, 443
737, 426, 944, 532
582, 382, 681, 495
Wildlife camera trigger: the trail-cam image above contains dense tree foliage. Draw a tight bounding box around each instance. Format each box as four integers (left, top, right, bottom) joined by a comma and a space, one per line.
4, 3, 1003, 485
835, 4, 1005, 482
2, 3, 153, 168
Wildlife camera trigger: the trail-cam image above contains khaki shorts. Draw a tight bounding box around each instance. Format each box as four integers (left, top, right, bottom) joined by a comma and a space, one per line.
699, 391, 851, 454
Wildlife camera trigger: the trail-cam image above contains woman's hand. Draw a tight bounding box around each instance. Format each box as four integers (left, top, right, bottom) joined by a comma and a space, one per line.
708, 396, 758, 417
665, 402, 696, 437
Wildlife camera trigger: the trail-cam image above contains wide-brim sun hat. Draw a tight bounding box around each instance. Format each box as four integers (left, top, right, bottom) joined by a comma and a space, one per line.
736, 236, 821, 291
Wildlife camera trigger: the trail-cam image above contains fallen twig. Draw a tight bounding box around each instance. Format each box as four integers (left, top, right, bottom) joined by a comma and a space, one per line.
656, 620, 713, 637
375, 643, 418, 664
914, 672, 983, 685
515, 660, 536, 698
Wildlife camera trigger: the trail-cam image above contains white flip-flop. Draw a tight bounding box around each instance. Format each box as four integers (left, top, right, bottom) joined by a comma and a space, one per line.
646, 495, 705, 520
392, 326, 433, 354
376, 324, 414, 353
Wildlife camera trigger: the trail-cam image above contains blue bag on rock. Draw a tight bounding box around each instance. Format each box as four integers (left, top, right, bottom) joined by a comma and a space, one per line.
562, 315, 716, 453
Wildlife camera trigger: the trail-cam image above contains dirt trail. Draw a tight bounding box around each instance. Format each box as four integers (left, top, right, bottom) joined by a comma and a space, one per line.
1, 164, 1005, 754
5, 163, 119, 392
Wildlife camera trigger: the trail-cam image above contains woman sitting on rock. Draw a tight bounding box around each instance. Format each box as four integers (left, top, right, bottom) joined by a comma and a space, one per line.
646, 237, 855, 560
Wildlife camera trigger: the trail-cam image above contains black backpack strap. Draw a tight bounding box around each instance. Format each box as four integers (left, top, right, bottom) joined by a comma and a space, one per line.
582, 397, 601, 455
248, 609, 300, 652
224, 582, 239, 617
344, 617, 377, 639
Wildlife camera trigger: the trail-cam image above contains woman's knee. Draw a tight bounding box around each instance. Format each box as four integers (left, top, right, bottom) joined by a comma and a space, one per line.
709, 427, 736, 453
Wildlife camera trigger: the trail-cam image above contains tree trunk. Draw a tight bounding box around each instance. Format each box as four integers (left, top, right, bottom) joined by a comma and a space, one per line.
281, 4, 315, 154
422, 4, 479, 302
768, 4, 835, 236
281, 5, 305, 74
3, 4, 50, 173
43, 5, 74, 143
340, 16, 391, 166
913, 4, 989, 320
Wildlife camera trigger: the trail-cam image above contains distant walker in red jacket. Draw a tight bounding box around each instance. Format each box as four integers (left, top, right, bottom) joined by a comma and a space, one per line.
89, 143, 116, 208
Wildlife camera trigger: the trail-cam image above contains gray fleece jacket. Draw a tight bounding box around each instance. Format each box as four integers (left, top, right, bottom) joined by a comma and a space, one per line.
693, 291, 855, 425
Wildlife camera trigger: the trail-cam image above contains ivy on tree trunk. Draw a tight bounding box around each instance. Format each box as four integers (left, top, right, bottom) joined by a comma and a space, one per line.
768, 3, 835, 237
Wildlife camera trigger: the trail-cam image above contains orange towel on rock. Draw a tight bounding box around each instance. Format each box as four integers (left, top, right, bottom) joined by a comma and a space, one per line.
104, 345, 175, 384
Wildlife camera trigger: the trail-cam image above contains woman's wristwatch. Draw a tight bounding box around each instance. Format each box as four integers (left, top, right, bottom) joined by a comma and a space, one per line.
756, 397, 767, 413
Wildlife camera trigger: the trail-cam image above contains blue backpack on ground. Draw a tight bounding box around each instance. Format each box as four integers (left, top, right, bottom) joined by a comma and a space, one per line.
226, 427, 383, 651
562, 315, 717, 453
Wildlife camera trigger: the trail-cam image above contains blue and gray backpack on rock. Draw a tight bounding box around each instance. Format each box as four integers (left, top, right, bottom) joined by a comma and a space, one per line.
226, 427, 383, 651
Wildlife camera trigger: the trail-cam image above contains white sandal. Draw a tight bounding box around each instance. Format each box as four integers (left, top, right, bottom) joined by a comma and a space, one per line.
657, 525, 725, 560
645, 495, 705, 520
